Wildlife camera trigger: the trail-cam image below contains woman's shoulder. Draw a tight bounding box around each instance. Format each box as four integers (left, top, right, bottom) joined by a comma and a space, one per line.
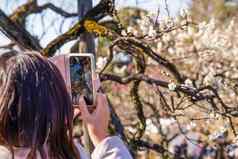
0, 142, 90, 159
0, 146, 11, 159
0, 145, 34, 159
74, 139, 90, 159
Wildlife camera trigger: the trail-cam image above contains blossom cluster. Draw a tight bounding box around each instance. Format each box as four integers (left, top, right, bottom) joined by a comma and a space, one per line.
96, 7, 238, 150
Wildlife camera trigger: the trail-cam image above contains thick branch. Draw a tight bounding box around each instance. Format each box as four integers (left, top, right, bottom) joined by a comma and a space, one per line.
43, 23, 84, 56
130, 53, 146, 140
0, 9, 42, 51
100, 73, 215, 101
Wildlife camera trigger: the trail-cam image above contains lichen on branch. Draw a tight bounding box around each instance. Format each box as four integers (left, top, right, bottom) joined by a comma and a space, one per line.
84, 20, 108, 36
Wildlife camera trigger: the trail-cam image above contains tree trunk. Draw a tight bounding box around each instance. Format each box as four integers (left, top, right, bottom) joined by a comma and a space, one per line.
78, 0, 95, 154
78, 0, 95, 56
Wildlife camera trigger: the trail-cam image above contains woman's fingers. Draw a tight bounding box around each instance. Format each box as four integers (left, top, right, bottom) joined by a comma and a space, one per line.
73, 93, 110, 125
73, 95, 82, 119
73, 107, 81, 118
95, 93, 110, 118
93, 74, 101, 91
78, 96, 91, 121
72, 94, 81, 105
84, 93, 110, 146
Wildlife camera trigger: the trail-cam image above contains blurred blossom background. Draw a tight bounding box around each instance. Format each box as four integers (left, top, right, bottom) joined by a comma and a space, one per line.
1, 0, 238, 158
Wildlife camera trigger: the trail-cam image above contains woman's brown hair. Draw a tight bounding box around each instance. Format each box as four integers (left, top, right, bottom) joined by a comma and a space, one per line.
0, 51, 80, 159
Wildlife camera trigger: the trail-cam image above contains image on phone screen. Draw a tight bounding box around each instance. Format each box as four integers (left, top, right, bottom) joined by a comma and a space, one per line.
70, 56, 93, 105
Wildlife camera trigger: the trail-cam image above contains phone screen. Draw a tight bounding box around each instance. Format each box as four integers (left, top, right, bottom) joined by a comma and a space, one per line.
70, 56, 93, 105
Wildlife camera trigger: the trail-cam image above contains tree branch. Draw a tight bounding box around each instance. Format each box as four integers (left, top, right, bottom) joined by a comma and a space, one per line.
10, 1, 78, 26
100, 73, 216, 101
132, 139, 171, 154
39, 3, 78, 18
0, 9, 42, 51
130, 53, 146, 140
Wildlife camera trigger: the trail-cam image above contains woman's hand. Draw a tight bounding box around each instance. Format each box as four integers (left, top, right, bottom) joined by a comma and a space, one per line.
77, 94, 110, 146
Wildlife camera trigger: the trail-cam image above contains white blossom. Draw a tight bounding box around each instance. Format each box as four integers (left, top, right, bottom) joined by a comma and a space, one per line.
168, 82, 177, 91
187, 26, 196, 36
162, 34, 172, 42
147, 57, 158, 65
96, 57, 107, 70
209, 132, 219, 141
138, 15, 152, 36
159, 117, 176, 127
127, 26, 134, 33
126, 126, 137, 134
204, 72, 215, 85
163, 16, 174, 28
145, 119, 159, 134
186, 122, 197, 130
157, 42, 163, 51
209, 112, 219, 120
168, 47, 176, 54
133, 30, 139, 36
141, 26, 149, 35
159, 117, 176, 133
148, 26, 157, 37
180, 9, 189, 18
121, 30, 127, 36
184, 79, 193, 86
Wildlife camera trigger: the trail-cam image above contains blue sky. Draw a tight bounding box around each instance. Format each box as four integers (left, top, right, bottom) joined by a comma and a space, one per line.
0, 0, 191, 17
0, 0, 191, 52
94, 0, 191, 16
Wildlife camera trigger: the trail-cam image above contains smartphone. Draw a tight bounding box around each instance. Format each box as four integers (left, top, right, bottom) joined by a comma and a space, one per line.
50, 53, 96, 106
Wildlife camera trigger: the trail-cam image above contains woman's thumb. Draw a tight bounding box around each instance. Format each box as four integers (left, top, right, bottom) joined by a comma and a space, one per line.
78, 96, 90, 120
